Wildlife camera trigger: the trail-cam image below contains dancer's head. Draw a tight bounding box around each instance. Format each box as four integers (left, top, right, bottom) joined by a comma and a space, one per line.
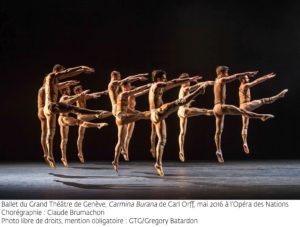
179, 73, 190, 87
216, 66, 229, 77
111, 71, 121, 81
60, 87, 71, 96
152, 70, 167, 82
73, 85, 83, 94
52, 64, 65, 73
240, 75, 249, 83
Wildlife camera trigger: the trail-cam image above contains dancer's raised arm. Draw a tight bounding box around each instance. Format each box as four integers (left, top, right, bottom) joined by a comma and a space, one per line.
245, 73, 276, 88
56, 66, 95, 80
221, 71, 258, 83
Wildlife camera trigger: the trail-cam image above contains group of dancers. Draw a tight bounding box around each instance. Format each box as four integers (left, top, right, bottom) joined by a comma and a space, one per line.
37, 65, 288, 176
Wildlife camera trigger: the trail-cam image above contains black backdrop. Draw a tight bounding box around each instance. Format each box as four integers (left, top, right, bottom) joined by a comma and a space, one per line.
0, 0, 299, 161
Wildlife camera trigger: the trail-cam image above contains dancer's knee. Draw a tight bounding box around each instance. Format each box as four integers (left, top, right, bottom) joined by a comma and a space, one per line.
261, 98, 270, 104
77, 136, 84, 143
61, 138, 68, 146
241, 129, 247, 136
179, 132, 185, 139
215, 129, 222, 138
158, 138, 166, 147
47, 129, 55, 140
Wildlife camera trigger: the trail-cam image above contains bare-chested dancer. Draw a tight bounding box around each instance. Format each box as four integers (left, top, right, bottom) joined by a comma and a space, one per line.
177, 73, 215, 162
213, 66, 274, 163
239, 73, 288, 154
108, 71, 149, 116
108, 71, 149, 160
149, 70, 203, 176
44, 64, 102, 168
58, 87, 108, 167
37, 77, 79, 162
112, 81, 151, 172
73, 85, 112, 163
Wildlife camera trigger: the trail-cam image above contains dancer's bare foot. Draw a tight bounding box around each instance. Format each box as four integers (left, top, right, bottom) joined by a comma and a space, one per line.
216, 151, 224, 163
43, 155, 49, 164
121, 151, 129, 161
112, 161, 118, 173
97, 123, 108, 129
154, 164, 165, 177
261, 114, 274, 122
150, 148, 156, 158
243, 143, 250, 154
78, 153, 85, 163
61, 158, 69, 168
47, 156, 56, 169
179, 152, 185, 162
279, 89, 288, 98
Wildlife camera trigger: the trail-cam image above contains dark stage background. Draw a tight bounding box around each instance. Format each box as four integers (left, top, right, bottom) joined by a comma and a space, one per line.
0, 0, 299, 162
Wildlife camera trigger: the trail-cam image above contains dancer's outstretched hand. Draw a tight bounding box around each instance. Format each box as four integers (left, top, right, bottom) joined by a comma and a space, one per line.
247, 71, 258, 77
82, 66, 95, 73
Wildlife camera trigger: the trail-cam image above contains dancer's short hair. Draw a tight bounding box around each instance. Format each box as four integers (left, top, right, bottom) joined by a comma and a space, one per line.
52, 64, 65, 73
111, 70, 120, 78
216, 66, 229, 75
60, 87, 69, 95
179, 73, 189, 79
73, 85, 83, 93
152, 69, 166, 82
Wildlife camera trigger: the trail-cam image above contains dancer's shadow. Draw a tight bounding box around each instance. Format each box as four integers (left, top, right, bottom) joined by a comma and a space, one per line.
54, 180, 150, 190
49, 173, 119, 179
70, 166, 109, 170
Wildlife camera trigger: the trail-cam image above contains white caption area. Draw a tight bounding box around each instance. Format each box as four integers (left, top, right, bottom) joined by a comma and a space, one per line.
0, 200, 297, 227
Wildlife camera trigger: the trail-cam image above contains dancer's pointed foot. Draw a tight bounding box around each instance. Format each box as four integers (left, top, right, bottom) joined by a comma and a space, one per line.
154, 164, 165, 177
261, 114, 274, 122
243, 143, 250, 154
121, 151, 129, 161
216, 151, 224, 163
150, 148, 156, 158
43, 155, 49, 164
279, 89, 288, 98
97, 123, 108, 129
112, 161, 118, 173
78, 153, 85, 163
179, 152, 185, 162
61, 158, 69, 168
47, 156, 56, 169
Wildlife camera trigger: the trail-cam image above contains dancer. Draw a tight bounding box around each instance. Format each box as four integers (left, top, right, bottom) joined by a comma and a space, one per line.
73, 85, 112, 163
239, 73, 288, 154
58, 86, 108, 167
213, 66, 274, 163
108, 71, 149, 116
44, 64, 101, 168
108, 71, 149, 161
37, 77, 79, 162
177, 73, 215, 162
149, 70, 202, 176
112, 82, 151, 172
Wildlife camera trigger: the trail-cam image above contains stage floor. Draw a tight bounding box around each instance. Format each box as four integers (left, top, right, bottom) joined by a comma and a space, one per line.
0, 160, 300, 199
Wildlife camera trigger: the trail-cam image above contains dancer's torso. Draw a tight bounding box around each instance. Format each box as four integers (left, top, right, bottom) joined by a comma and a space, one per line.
45, 73, 59, 105
214, 78, 226, 105
239, 84, 251, 105
108, 81, 120, 115
149, 83, 164, 110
